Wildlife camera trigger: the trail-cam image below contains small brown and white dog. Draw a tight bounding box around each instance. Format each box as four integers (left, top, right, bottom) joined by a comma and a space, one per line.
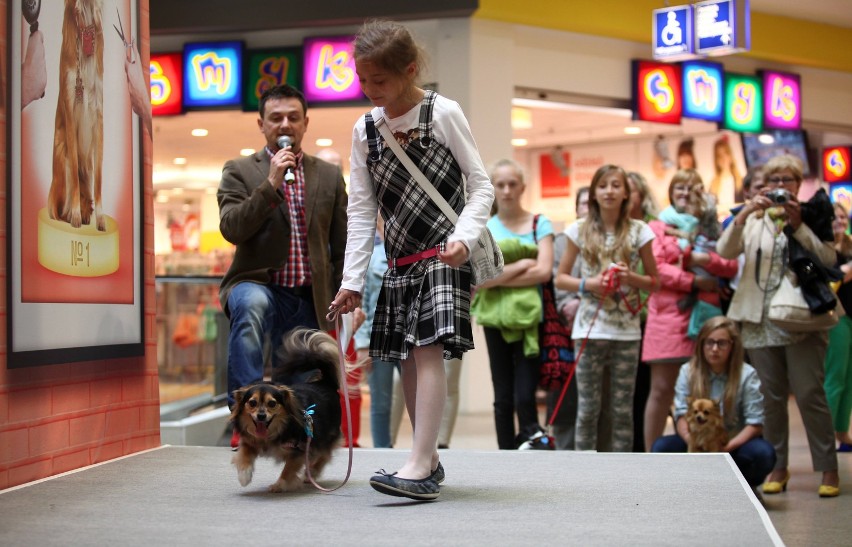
48, 0, 105, 231
685, 397, 729, 453
230, 329, 342, 492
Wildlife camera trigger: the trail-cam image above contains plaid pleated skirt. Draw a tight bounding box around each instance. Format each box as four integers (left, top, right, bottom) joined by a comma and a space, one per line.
365, 92, 474, 361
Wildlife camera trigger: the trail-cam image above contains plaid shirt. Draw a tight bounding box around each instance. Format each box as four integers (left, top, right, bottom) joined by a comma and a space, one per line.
267, 147, 312, 287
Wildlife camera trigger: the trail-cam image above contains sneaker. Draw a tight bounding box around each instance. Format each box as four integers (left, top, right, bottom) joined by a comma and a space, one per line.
370, 470, 439, 501
430, 462, 445, 484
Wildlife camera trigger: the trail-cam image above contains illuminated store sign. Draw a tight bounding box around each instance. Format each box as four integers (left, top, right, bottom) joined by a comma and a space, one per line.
830, 183, 852, 214
632, 60, 683, 125
824, 147, 851, 183
723, 73, 762, 132
302, 36, 365, 104
762, 70, 801, 130
682, 60, 724, 122
694, 0, 750, 56
150, 53, 183, 116
653, 5, 694, 61
183, 41, 244, 108
244, 48, 302, 113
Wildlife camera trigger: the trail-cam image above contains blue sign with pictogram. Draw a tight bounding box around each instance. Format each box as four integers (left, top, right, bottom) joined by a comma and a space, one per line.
653, 5, 695, 61
695, 0, 750, 56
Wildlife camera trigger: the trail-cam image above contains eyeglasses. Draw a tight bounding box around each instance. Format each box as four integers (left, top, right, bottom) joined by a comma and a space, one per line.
703, 339, 732, 350
766, 176, 796, 185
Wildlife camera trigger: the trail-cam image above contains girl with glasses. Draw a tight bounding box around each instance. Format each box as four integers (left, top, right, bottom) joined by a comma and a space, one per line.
651, 317, 776, 491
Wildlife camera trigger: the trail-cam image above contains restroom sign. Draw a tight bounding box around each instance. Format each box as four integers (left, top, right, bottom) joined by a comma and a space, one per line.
695, 0, 750, 56
653, 5, 695, 61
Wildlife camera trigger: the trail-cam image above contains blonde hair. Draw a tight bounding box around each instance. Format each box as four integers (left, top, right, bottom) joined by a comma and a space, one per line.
710, 136, 743, 198
352, 20, 427, 81
763, 154, 804, 182
580, 165, 633, 270
835, 203, 852, 256
627, 171, 659, 219
687, 316, 745, 429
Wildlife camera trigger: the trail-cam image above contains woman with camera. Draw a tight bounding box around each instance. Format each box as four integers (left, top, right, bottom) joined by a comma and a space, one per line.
717, 154, 840, 497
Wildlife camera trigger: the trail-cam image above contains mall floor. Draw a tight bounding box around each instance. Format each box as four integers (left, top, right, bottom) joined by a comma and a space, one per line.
374, 395, 851, 547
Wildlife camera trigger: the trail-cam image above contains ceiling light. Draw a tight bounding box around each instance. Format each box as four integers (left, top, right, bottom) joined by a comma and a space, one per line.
758, 133, 776, 145
191, 128, 208, 137
624, 126, 641, 135
511, 138, 528, 147
173, 157, 187, 165
240, 148, 255, 156
316, 138, 333, 147
155, 192, 169, 203
511, 107, 533, 130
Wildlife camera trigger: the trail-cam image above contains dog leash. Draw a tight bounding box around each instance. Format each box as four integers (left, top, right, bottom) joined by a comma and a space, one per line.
300, 309, 355, 492
546, 270, 653, 427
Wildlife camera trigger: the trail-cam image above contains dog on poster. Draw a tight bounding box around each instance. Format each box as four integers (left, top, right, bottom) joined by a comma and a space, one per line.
230, 329, 342, 492
685, 397, 729, 453
48, 0, 105, 231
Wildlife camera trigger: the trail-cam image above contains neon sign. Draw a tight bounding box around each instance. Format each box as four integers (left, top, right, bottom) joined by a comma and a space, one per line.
243, 48, 302, 113
682, 60, 723, 122
183, 41, 243, 108
150, 53, 182, 116
824, 147, 851, 183
302, 36, 364, 103
632, 60, 682, 125
762, 70, 801, 130
723, 73, 762, 132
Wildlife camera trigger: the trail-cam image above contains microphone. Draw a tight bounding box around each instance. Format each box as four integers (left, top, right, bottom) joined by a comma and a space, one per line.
276, 136, 296, 184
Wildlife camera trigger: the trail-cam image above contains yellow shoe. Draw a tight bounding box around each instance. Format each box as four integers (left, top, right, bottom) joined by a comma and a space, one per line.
762, 472, 790, 494
819, 484, 840, 497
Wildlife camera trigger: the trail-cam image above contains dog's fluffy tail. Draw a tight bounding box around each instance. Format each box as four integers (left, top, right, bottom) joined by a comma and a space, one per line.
271, 328, 341, 390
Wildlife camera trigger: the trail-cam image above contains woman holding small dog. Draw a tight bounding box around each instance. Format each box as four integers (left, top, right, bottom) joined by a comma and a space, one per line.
651, 316, 776, 488
717, 154, 840, 497
331, 20, 494, 501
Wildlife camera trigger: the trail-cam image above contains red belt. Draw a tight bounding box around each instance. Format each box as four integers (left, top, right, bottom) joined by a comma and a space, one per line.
392, 246, 440, 268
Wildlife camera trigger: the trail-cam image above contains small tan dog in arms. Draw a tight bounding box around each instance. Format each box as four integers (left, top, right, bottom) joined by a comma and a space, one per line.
685, 397, 728, 453
48, 0, 105, 231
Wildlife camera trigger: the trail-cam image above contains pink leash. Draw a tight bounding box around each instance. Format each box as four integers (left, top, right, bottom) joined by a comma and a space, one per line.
302, 309, 355, 492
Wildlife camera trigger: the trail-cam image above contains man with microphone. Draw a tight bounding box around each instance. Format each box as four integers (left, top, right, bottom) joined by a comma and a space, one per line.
217, 84, 348, 448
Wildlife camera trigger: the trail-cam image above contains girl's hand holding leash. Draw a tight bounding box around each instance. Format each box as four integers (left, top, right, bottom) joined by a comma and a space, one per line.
329, 289, 362, 319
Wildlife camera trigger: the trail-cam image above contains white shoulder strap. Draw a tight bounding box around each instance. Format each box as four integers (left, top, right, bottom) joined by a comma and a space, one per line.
374, 117, 459, 225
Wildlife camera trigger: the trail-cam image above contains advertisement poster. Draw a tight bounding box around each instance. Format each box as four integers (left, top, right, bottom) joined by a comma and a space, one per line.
8, 0, 144, 365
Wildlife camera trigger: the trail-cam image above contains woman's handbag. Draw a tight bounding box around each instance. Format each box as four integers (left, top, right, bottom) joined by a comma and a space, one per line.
374, 118, 504, 285
532, 215, 574, 391
768, 271, 842, 332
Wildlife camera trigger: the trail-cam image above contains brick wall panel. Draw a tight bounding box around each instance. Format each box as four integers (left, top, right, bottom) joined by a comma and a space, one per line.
69, 413, 106, 446
104, 407, 140, 438
29, 420, 70, 457
9, 458, 52, 487
0, 428, 29, 462
90, 441, 124, 464
9, 388, 53, 424
53, 449, 91, 475
90, 378, 123, 408
52, 382, 91, 414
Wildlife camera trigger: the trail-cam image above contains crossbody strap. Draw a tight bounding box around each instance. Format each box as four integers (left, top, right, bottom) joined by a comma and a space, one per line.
374, 117, 459, 225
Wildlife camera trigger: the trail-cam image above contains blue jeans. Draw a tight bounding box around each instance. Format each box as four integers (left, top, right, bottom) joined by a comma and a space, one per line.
226, 282, 319, 406
368, 358, 401, 448
652, 434, 777, 487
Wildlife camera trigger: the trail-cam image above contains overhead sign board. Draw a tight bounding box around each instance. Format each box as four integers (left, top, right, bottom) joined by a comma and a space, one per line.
302, 36, 365, 104
150, 53, 183, 116
682, 60, 724, 122
183, 41, 244, 108
243, 47, 302, 113
632, 60, 683, 125
694, 0, 750, 56
762, 70, 801, 130
653, 5, 695, 61
723, 73, 762, 132
824, 147, 851, 183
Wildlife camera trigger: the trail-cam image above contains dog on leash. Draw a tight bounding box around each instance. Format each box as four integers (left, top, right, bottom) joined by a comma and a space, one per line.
48, 0, 105, 231
685, 397, 728, 453
230, 329, 342, 492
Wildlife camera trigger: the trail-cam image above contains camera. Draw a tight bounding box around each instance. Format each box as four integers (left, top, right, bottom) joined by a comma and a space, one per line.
767, 188, 791, 204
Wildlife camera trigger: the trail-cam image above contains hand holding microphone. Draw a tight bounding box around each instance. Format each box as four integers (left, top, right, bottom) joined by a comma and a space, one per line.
276, 136, 296, 184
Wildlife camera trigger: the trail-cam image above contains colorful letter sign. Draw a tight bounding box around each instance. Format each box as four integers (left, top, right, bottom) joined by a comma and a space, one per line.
762, 70, 801, 130
243, 47, 302, 113
723, 73, 762, 132
183, 41, 244, 108
830, 183, 852, 215
632, 60, 683, 125
824, 147, 851, 183
150, 53, 183, 116
653, 5, 695, 61
682, 60, 724, 122
302, 36, 364, 103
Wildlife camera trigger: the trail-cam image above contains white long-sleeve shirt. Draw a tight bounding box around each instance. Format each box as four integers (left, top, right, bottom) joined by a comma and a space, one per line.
340, 94, 494, 293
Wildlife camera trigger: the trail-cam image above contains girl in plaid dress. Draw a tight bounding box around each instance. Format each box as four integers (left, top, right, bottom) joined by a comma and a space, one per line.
331, 20, 494, 500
